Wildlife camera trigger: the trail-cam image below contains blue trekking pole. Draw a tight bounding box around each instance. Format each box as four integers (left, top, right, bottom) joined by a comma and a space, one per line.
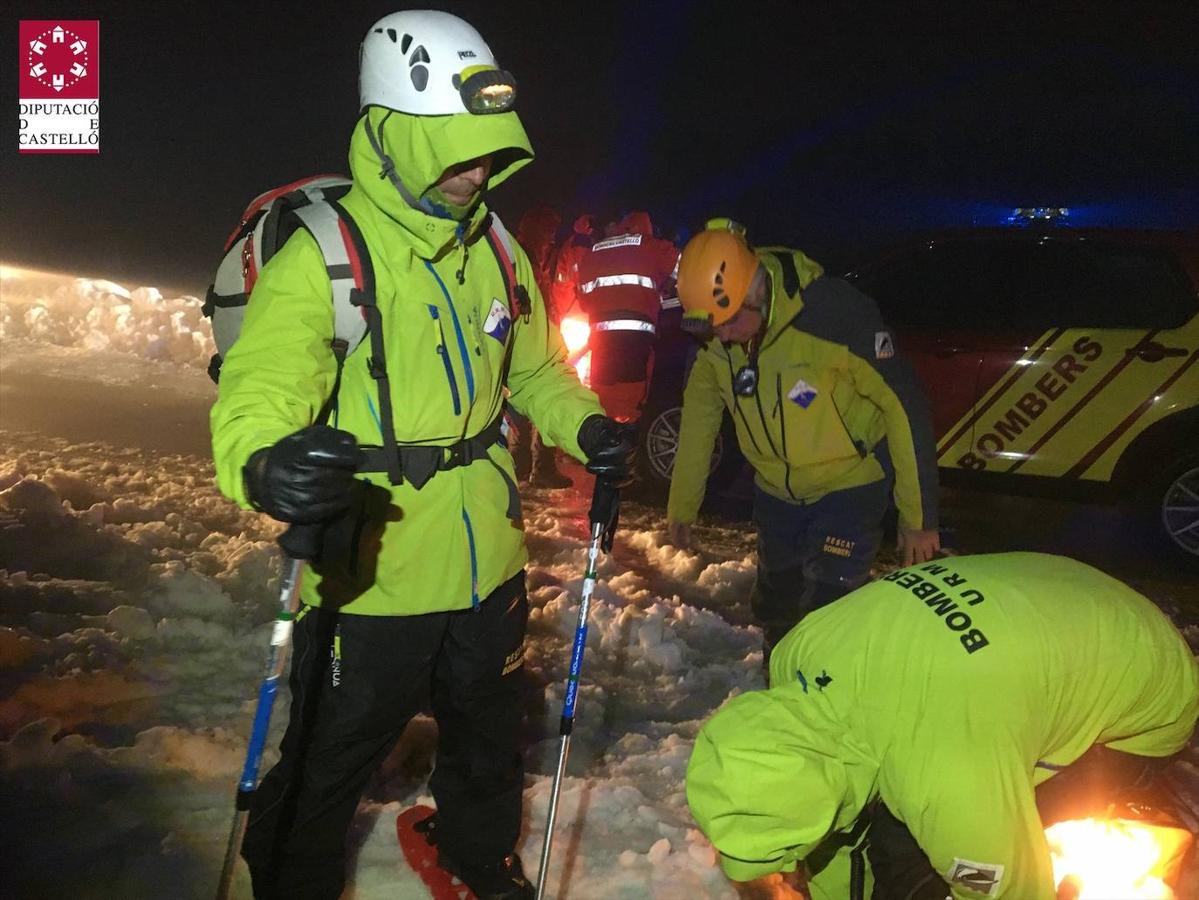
536, 476, 621, 899
216, 522, 323, 900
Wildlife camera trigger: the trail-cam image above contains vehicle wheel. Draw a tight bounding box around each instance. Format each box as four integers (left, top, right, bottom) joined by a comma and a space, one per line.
1154, 452, 1199, 566
635, 404, 738, 501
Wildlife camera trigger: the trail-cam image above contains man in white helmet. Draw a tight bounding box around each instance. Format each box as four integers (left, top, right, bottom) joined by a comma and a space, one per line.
211, 10, 632, 899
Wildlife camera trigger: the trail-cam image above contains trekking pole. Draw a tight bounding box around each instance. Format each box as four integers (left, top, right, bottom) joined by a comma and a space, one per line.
216, 522, 323, 900
536, 476, 620, 900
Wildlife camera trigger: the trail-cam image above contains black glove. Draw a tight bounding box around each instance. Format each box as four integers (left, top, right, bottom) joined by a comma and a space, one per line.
244, 425, 360, 524
577, 414, 635, 487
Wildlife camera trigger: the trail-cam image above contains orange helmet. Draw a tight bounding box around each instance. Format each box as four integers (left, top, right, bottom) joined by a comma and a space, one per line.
676, 220, 759, 326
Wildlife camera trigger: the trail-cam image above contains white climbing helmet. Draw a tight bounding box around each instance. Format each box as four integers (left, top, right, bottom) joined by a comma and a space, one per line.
359, 10, 517, 116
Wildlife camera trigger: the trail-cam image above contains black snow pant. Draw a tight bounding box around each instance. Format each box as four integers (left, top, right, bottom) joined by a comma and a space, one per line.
752, 480, 887, 670
241, 570, 529, 900
866, 745, 1174, 900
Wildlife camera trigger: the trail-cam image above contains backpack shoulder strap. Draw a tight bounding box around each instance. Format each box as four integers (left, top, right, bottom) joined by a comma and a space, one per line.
290, 201, 370, 357
304, 199, 403, 485
482, 213, 530, 320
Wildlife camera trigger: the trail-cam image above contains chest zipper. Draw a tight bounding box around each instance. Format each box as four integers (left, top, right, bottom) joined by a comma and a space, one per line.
424, 260, 477, 405
775, 373, 798, 500
428, 305, 462, 415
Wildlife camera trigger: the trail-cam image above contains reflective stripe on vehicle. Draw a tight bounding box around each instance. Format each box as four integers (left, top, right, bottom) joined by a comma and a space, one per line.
936, 328, 1065, 459
579, 273, 657, 293
1065, 347, 1199, 479
1005, 330, 1157, 474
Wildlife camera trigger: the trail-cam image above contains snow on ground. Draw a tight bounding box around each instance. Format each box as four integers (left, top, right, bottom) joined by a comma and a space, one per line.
2, 267, 1198, 900
0, 426, 754, 899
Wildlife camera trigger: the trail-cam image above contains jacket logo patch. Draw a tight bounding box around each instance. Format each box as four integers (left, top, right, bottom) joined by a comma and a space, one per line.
875, 331, 895, 359
787, 378, 818, 409
591, 234, 642, 251
946, 859, 1004, 896
483, 297, 511, 343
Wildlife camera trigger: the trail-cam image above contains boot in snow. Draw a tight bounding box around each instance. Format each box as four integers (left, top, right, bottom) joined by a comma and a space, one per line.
531, 467, 572, 489
438, 848, 535, 900
405, 811, 534, 899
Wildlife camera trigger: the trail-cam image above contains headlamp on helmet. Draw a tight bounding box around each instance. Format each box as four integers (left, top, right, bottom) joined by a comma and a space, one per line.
454, 65, 517, 115
681, 310, 715, 342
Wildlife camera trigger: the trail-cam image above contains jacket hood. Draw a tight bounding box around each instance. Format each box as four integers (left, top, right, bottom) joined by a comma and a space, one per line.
756, 247, 824, 343
686, 687, 874, 882
349, 106, 533, 257
617, 210, 653, 237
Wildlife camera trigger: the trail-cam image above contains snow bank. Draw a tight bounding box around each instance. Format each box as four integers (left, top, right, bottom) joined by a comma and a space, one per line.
0, 266, 212, 368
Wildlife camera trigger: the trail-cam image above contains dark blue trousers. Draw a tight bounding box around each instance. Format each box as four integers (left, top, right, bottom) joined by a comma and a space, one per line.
751, 478, 888, 663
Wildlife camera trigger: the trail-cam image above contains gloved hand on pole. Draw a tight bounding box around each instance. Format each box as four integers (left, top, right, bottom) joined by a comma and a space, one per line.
244, 424, 360, 524
577, 414, 634, 551
577, 414, 635, 486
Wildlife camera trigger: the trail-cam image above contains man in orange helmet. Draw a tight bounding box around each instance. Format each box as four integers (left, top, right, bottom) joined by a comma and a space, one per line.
667, 220, 940, 664
574, 210, 680, 425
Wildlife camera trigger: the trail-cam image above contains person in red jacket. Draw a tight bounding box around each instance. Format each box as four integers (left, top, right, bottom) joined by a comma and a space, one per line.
575, 211, 679, 423
548, 213, 596, 323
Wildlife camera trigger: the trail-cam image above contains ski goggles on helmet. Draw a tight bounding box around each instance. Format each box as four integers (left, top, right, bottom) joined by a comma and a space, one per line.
455, 66, 517, 114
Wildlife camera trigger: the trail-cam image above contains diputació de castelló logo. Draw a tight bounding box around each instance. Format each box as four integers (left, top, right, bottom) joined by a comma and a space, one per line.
19, 20, 100, 154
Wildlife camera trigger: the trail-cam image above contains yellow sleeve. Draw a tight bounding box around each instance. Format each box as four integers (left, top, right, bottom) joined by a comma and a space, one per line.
666, 351, 725, 523
845, 350, 932, 532
210, 229, 339, 508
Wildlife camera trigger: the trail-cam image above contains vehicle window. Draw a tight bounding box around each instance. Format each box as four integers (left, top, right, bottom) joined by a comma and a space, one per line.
926, 241, 1030, 329
1017, 240, 1195, 329
857, 241, 1039, 331
853, 242, 1013, 330
851, 252, 930, 329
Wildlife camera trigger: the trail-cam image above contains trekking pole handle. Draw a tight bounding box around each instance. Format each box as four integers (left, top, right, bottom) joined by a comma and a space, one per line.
588, 477, 619, 528
277, 521, 323, 560
588, 476, 621, 553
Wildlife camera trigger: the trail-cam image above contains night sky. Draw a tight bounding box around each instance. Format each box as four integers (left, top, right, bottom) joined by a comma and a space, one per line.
2, 1, 1196, 295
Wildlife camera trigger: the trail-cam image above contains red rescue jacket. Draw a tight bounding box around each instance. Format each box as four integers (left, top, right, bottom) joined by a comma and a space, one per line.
575, 212, 679, 326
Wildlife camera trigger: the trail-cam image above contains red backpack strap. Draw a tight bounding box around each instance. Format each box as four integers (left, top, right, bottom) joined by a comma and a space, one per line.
483, 213, 530, 321
324, 200, 403, 486
224, 173, 347, 252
